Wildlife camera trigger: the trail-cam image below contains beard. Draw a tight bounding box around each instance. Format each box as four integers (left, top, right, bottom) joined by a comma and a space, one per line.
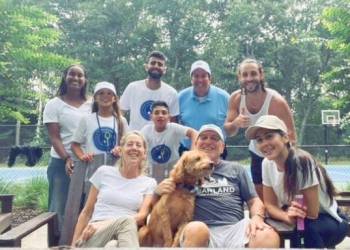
242, 80, 261, 94
148, 69, 163, 80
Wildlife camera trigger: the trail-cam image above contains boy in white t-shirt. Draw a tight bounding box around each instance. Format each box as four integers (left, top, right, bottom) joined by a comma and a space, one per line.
140, 101, 197, 182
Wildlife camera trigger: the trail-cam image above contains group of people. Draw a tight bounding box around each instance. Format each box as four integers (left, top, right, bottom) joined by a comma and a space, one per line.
42, 51, 349, 248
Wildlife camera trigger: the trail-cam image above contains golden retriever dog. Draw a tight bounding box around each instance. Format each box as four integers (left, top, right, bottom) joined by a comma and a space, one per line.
139, 150, 213, 247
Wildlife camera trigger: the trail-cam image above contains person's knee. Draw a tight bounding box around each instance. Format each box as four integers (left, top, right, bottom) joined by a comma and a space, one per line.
182, 221, 209, 247
249, 227, 280, 248
119, 216, 138, 230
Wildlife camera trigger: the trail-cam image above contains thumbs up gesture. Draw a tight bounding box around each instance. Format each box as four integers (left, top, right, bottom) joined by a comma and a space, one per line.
235, 107, 251, 128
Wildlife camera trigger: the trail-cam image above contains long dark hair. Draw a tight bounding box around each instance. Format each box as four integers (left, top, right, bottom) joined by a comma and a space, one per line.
92, 93, 124, 146
285, 147, 336, 204
57, 64, 88, 100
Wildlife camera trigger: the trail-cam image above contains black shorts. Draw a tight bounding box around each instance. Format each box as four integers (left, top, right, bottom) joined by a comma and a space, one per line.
249, 151, 264, 184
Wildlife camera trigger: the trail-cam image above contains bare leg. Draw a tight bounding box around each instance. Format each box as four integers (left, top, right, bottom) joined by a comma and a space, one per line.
181, 221, 210, 247
248, 227, 280, 248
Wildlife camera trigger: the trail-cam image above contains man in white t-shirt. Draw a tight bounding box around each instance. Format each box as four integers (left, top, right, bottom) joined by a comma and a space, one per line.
120, 51, 179, 130
141, 101, 197, 182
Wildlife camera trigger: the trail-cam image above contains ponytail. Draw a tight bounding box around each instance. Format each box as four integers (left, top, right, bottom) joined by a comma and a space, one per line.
284, 147, 336, 204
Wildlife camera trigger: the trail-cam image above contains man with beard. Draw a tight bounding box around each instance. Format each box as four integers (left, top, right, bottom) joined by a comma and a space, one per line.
178, 60, 230, 156
224, 58, 296, 200
120, 51, 179, 130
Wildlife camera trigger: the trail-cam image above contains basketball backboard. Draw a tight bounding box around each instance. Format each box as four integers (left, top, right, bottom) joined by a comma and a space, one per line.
321, 110, 340, 126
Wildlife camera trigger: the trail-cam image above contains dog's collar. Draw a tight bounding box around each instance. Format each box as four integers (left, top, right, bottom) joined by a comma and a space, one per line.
176, 183, 199, 194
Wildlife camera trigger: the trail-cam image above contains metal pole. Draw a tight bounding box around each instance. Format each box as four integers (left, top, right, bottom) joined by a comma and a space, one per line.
15, 120, 20, 146
324, 125, 328, 164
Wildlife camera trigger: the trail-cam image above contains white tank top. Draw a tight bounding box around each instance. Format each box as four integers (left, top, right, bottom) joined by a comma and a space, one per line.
240, 88, 276, 156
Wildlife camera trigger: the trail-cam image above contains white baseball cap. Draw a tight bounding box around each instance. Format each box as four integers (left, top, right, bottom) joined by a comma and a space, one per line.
94, 81, 116, 95
245, 115, 288, 140
198, 124, 224, 141
190, 60, 211, 76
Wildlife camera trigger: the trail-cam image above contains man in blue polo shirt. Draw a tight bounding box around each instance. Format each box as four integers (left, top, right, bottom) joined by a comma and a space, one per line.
178, 60, 229, 156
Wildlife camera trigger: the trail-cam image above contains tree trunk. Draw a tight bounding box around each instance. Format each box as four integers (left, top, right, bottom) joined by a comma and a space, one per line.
34, 79, 43, 145
171, 55, 179, 85
298, 100, 313, 145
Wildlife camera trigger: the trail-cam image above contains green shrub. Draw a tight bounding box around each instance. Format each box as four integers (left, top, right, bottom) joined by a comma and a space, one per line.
14, 177, 48, 211
0, 177, 48, 211
0, 179, 13, 194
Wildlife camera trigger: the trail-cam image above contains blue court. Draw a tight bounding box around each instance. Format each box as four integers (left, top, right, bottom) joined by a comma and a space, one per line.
326, 165, 350, 184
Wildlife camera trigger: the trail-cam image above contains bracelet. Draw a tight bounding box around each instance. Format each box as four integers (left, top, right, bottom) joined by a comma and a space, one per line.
63, 155, 71, 164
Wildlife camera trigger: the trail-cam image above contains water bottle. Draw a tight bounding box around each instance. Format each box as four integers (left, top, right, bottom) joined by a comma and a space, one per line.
294, 194, 305, 231
294, 194, 305, 247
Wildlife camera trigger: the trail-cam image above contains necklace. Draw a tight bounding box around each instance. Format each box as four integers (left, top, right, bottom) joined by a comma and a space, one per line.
95, 112, 116, 152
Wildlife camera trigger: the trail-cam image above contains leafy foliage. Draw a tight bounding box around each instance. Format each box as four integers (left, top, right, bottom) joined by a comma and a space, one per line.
0, 0, 74, 123
321, 0, 350, 141
0, 176, 48, 211
0, 0, 349, 146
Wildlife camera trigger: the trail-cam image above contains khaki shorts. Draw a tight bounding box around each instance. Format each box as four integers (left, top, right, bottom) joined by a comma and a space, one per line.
180, 218, 250, 248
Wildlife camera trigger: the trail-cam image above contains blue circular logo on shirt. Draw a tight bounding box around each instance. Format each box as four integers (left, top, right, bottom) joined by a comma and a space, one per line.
140, 100, 154, 121
93, 127, 117, 152
151, 144, 171, 164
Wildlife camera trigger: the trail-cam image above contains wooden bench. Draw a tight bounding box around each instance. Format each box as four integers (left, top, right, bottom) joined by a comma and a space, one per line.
0, 212, 58, 247
336, 191, 350, 207
0, 194, 14, 234
0, 194, 58, 247
59, 153, 117, 246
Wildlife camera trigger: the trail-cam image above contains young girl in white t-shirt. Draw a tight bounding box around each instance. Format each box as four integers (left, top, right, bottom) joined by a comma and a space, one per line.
246, 115, 348, 248
72, 81, 129, 163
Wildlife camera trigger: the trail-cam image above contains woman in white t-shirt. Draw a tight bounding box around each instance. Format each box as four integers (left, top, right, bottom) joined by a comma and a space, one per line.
71, 81, 129, 163
43, 64, 91, 233
246, 115, 348, 248
72, 131, 157, 247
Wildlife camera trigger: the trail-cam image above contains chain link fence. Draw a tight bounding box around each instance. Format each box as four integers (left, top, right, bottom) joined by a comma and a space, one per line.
0, 124, 349, 188
0, 123, 349, 166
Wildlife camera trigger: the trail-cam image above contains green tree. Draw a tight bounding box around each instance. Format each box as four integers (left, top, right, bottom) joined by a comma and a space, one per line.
0, 0, 73, 123
321, 0, 350, 140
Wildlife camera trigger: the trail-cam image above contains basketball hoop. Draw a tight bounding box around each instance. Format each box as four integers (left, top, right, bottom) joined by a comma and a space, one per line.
321, 110, 340, 127
321, 110, 340, 165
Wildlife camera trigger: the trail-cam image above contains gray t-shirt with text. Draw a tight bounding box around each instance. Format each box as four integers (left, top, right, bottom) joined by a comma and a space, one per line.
194, 160, 257, 226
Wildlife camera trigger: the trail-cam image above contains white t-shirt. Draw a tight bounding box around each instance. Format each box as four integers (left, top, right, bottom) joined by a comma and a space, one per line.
140, 123, 189, 169
120, 79, 179, 130
72, 113, 129, 155
90, 165, 157, 222
43, 97, 91, 159
262, 158, 342, 222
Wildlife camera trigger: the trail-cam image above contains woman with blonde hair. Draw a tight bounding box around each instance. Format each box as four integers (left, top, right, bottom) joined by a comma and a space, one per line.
72, 131, 156, 247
